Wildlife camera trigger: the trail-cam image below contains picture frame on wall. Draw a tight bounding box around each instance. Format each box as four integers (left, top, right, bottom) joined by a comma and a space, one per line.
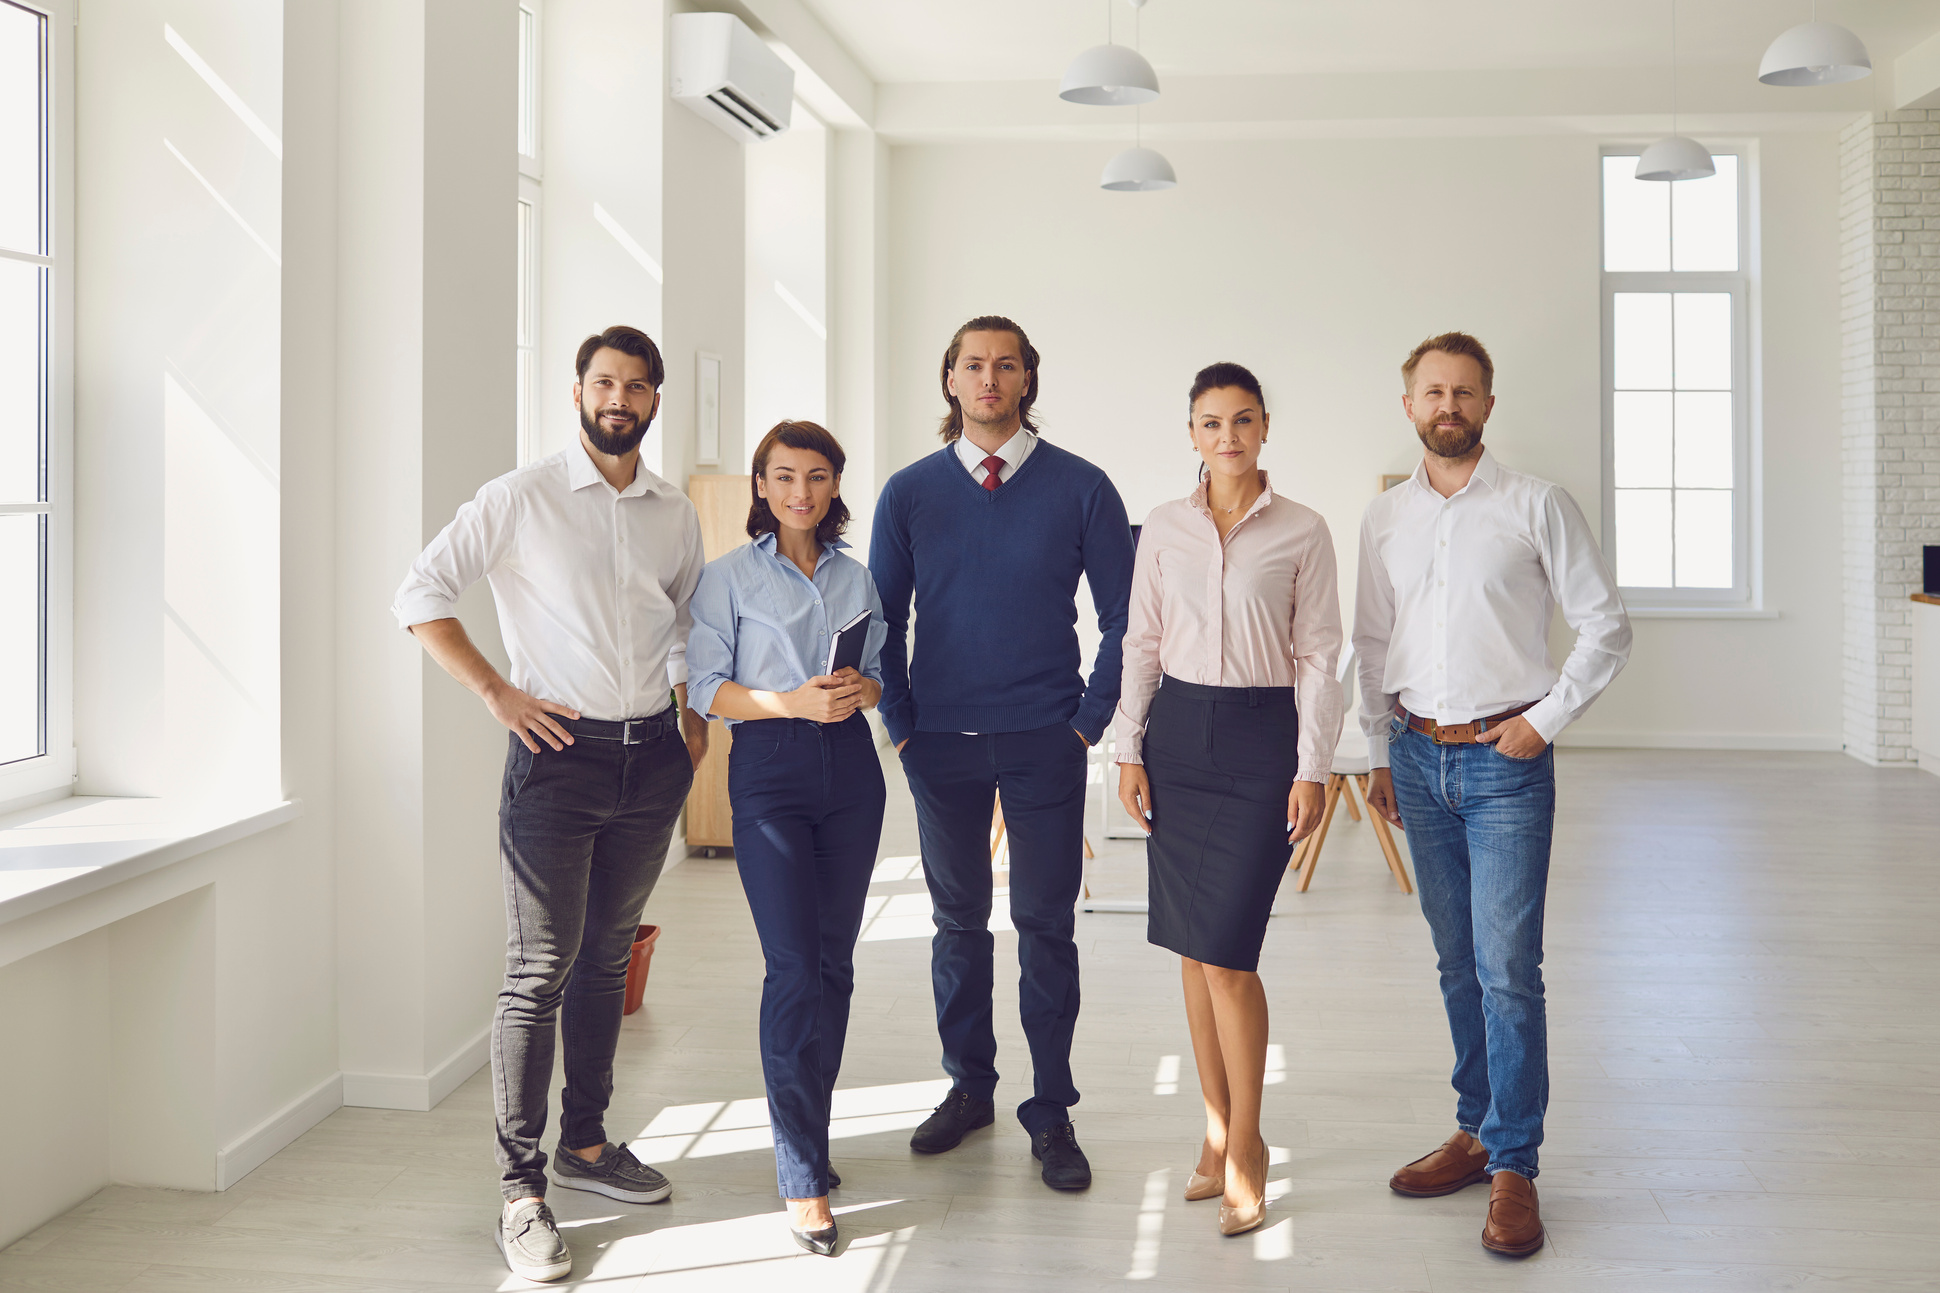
1380, 473, 1411, 492
696, 351, 722, 466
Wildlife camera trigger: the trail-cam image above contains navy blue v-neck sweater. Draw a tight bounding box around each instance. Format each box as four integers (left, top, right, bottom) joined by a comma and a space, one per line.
868, 440, 1135, 746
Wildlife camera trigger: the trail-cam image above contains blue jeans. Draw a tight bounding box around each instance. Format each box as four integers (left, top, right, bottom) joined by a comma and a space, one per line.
898, 723, 1088, 1136
1387, 718, 1554, 1180
729, 714, 887, 1199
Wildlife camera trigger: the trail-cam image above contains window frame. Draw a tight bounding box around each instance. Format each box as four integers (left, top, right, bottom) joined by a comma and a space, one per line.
0, 0, 74, 813
515, 0, 542, 465
1598, 143, 1756, 610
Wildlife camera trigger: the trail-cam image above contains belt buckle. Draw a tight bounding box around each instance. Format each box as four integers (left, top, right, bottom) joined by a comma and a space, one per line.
623, 719, 643, 745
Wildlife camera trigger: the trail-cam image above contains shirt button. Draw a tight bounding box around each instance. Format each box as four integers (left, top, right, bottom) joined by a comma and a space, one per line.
814, 600, 822, 606
1438, 580, 1445, 587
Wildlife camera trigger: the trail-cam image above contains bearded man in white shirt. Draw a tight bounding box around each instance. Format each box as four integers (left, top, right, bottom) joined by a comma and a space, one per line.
394, 325, 709, 1284
1355, 331, 1630, 1259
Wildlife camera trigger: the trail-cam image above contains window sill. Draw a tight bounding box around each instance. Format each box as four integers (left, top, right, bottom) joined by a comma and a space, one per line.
0, 795, 301, 930
1626, 607, 1779, 620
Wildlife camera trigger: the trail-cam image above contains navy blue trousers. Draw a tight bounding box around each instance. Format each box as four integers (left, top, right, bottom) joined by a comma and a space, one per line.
728, 714, 886, 1200
898, 723, 1088, 1135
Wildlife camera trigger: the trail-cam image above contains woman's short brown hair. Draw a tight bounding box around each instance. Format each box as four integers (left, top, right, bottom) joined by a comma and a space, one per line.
747, 420, 851, 546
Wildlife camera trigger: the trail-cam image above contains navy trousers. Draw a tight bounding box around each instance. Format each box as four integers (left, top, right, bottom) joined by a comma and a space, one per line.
898, 723, 1088, 1135
728, 714, 886, 1199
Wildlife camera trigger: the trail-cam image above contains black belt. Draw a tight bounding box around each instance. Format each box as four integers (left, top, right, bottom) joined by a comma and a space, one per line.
563, 710, 678, 744
1160, 675, 1297, 707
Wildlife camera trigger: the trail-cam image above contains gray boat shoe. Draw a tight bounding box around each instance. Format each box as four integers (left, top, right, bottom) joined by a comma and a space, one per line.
496, 1197, 571, 1283
550, 1141, 673, 1204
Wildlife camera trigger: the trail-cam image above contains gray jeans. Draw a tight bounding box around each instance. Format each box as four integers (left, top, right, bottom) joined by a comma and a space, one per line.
493, 718, 693, 1201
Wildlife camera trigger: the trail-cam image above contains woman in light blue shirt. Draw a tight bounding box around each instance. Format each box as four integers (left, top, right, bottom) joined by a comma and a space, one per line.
685, 419, 887, 1257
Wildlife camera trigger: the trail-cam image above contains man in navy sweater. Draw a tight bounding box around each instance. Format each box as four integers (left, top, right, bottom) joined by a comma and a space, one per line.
870, 315, 1134, 1191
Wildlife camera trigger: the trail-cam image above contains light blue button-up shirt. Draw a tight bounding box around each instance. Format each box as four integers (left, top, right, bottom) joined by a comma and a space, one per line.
686, 531, 887, 727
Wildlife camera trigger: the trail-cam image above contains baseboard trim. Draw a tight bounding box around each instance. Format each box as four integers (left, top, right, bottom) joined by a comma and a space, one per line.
216, 1071, 342, 1190
341, 1022, 491, 1112
1556, 731, 1841, 751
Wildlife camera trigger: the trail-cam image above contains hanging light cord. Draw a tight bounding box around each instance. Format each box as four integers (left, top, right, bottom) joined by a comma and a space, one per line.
1670, 0, 1679, 136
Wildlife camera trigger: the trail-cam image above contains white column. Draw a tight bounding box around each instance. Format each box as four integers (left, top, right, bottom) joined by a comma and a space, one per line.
334, 0, 520, 1108
1840, 109, 1940, 766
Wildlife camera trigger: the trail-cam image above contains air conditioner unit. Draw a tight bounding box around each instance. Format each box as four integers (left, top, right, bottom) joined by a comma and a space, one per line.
670, 12, 794, 142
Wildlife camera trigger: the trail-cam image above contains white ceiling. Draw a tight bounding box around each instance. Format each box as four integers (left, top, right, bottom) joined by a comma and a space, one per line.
799, 0, 1940, 84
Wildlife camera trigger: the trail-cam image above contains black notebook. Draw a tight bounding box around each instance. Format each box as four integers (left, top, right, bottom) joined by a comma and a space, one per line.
824, 610, 872, 675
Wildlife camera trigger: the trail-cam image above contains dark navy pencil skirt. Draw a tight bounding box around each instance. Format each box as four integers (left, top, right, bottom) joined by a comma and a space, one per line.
1142, 675, 1300, 973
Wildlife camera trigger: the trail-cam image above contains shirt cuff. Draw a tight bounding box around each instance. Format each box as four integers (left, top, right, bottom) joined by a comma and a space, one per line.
685, 674, 725, 722
393, 593, 456, 631
665, 656, 689, 687
1295, 769, 1328, 785
1365, 725, 1391, 770
1521, 696, 1567, 745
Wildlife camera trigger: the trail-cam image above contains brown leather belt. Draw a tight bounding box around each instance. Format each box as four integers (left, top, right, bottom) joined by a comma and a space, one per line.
1396, 701, 1538, 745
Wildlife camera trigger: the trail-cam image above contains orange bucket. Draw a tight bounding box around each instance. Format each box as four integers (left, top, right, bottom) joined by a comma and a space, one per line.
623, 924, 661, 1016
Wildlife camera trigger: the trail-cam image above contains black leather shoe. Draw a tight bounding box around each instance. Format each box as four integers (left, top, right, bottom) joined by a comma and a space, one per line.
827, 1166, 840, 1189
1031, 1121, 1093, 1190
790, 1224, 838, 1257
909, 1088, 996, 1154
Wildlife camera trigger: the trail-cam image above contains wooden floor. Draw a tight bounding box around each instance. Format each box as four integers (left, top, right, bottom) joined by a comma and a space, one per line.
5, 749, 1939, 1292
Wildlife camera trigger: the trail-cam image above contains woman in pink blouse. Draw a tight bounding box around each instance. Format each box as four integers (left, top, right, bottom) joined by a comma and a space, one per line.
1113, 362, 1343, 1236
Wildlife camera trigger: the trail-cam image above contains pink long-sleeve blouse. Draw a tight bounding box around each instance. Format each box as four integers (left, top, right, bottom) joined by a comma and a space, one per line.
1111, 474, 1343, 782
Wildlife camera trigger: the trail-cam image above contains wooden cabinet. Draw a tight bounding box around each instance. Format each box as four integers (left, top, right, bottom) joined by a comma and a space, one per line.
684, 473, 750, 852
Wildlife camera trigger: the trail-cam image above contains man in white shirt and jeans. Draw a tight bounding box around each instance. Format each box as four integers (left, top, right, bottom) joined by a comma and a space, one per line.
394, 325, 707, 1283
1355, 332, 1630, 1258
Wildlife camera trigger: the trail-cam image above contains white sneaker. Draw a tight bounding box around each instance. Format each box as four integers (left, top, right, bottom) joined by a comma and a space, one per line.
496, 1197, 571, 1282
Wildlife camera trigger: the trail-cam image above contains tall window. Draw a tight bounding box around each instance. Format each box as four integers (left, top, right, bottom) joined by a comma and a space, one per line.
1, 1, 51, 775
516, 1, 541, 464
1601, 150, 1751, 606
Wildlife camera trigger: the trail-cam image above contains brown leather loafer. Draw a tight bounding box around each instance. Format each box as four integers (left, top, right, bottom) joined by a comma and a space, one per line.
1389, 1129, 1490, 1197
1480, 1171, 1544, 1256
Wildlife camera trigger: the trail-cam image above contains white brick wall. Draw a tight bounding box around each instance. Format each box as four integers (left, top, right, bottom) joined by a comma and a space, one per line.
1842, 109, 1940, 765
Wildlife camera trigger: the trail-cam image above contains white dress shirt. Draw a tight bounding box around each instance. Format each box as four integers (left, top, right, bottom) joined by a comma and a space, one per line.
393, 443, 707, 721
1353, 448, 1630, 769
954, 427, 1036, 486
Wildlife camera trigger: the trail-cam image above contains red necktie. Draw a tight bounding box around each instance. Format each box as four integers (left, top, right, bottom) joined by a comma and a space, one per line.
981, 455, 1005, 492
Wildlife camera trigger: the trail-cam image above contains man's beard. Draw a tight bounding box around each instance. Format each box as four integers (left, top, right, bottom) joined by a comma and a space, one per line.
1414, 412, 1484, 460
962, 394, 1017, 428
581, 403, 649, 456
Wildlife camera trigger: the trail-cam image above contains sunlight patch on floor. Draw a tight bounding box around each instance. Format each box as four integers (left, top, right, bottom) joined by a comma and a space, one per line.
1124, 1167, 1169, 1280
499, 1203, 916, 1292
631, 1079, 955, 1162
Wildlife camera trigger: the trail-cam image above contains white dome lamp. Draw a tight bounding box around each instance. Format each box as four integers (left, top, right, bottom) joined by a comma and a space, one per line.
1637, 0, 1714, 182
1060, 0, 1160, 106
1758, 18, 1872, 86
1101, 145, 1176, 191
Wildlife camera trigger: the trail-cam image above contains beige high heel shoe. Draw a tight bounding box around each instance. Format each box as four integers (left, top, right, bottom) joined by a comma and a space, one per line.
1184, 1169, 1224, 1201
1218, 1144, 1268, 1236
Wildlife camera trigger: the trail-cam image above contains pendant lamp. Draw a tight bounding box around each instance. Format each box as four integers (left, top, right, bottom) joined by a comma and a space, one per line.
1758, 19, 1872, 85
1060, 0, 1160, 106
1101, 145, 1176, 191
1638, 0, 1714, 182
1059, 44, 1160, 106
1637, 135, 1716, 182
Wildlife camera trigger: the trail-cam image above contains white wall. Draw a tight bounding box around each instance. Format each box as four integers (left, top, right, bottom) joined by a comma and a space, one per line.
537, 0, 666, 470
659, 0, 745, 493
886, 131, 1845, 748
745, 108, 828, 443
0, 0, 342, 1249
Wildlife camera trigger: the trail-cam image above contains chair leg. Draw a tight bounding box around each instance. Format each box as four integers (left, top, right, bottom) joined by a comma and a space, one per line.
1353, 774, 1413, 895
1294, 775, 1345, 893
1340, 781, 1362, 822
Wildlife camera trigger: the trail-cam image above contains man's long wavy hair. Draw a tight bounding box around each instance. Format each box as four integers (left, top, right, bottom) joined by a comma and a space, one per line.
937, 315, 1041, 443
